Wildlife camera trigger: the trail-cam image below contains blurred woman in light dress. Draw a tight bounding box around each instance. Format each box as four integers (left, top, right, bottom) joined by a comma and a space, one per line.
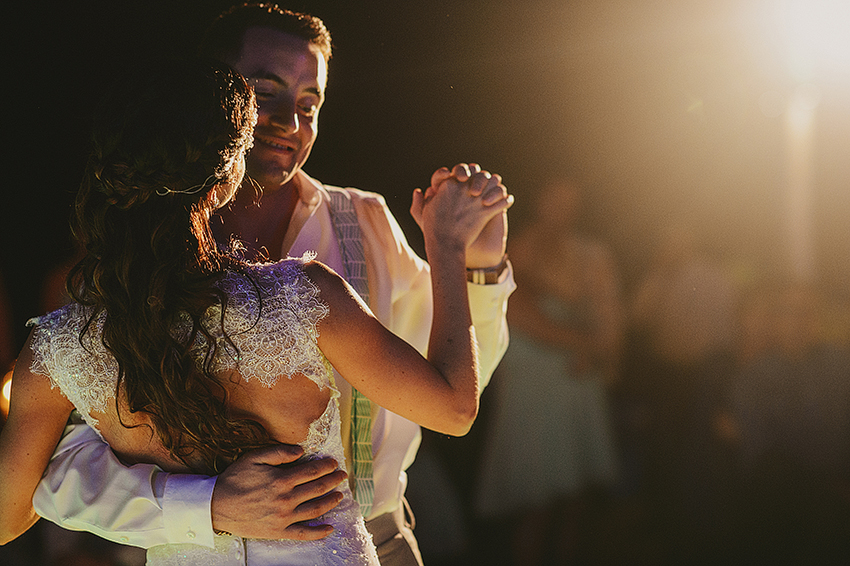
476, 180, 623, 565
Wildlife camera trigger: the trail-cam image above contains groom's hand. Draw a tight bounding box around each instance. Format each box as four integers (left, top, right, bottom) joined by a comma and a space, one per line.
211, 444, 347, 540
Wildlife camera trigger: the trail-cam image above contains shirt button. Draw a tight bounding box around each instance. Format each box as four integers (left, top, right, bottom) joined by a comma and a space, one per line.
186, 529, 196, 540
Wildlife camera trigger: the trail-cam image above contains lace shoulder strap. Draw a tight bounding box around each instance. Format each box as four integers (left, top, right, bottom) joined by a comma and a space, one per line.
27, 304, 116, 427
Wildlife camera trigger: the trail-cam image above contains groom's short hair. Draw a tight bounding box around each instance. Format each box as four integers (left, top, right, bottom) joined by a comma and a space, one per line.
198, 2, 333, 63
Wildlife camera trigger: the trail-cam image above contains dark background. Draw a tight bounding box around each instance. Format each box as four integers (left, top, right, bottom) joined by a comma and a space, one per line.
4, 0, 850, 352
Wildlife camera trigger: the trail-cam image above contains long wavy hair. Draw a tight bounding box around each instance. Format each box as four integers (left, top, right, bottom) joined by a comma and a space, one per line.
68, 57, 268, 473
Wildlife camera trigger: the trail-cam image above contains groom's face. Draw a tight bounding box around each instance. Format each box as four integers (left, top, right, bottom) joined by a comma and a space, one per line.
223, 27, 328, 193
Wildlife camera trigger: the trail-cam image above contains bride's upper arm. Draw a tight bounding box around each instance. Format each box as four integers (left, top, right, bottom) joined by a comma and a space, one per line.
0, 330, 74, 543
302, 261, 472, 435
9, 330, 74, 417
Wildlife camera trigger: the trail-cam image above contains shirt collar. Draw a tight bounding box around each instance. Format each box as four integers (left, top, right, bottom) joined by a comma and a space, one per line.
294, 169, 323, 208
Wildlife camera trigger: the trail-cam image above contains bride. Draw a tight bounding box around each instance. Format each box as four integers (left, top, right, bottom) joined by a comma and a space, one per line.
0, 58, 511, 565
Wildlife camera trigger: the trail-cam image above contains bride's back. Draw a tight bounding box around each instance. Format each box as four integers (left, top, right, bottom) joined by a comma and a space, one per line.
29, 259, 335, 474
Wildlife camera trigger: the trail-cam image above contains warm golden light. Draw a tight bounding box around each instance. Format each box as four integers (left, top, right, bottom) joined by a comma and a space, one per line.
760, 1, 850, 281
776, 0, 850, 80
784, 84, 820, 282
1, 370, 11, 419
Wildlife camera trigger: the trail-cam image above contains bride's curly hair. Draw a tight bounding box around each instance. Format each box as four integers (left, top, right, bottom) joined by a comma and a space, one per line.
68, 57, 268, 473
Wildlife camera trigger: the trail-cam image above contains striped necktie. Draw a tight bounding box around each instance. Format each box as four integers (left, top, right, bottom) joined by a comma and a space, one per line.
327, 189, 374, 516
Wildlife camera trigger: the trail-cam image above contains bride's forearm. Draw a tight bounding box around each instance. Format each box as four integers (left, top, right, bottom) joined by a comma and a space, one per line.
424, 239, 479, 435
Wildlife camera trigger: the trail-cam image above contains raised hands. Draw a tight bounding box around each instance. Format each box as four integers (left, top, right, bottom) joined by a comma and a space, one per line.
410, 163, 513, 268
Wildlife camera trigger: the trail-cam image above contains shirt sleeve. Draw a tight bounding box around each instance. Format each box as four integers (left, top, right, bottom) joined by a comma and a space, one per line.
33, 422, 217, 549
467, 262, 516, 389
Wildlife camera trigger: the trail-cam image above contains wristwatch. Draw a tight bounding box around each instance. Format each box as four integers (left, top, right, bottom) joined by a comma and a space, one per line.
466, 254, 509, 285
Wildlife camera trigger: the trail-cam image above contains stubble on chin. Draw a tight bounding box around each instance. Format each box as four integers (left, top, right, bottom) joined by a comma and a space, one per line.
246, 160, 296, 196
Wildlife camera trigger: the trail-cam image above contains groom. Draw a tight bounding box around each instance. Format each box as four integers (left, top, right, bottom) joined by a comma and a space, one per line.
33, 4, 514, 566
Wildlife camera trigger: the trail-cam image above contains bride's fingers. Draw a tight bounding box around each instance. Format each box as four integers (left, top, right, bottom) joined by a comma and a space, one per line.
479, 192, 514, 220
466, 171, 492, 197
480, 176, 508, 206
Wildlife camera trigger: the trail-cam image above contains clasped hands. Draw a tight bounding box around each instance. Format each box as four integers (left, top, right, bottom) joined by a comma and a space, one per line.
411, 163, 513, 270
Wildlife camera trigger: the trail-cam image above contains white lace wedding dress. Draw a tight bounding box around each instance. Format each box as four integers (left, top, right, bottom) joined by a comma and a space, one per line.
29, 256, 379, 566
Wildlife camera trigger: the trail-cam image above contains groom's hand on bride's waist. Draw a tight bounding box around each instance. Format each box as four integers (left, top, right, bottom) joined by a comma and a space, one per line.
210, 444, 347, 540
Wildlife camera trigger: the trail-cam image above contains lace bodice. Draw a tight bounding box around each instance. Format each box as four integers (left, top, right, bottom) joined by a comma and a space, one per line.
28, 256, 379, 565
28, 257, 330, 427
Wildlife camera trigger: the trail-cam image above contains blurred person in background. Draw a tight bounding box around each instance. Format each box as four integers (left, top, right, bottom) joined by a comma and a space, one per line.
627, 219, 738, 562
728, 282, 850, 564
474, 179, 622, 566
